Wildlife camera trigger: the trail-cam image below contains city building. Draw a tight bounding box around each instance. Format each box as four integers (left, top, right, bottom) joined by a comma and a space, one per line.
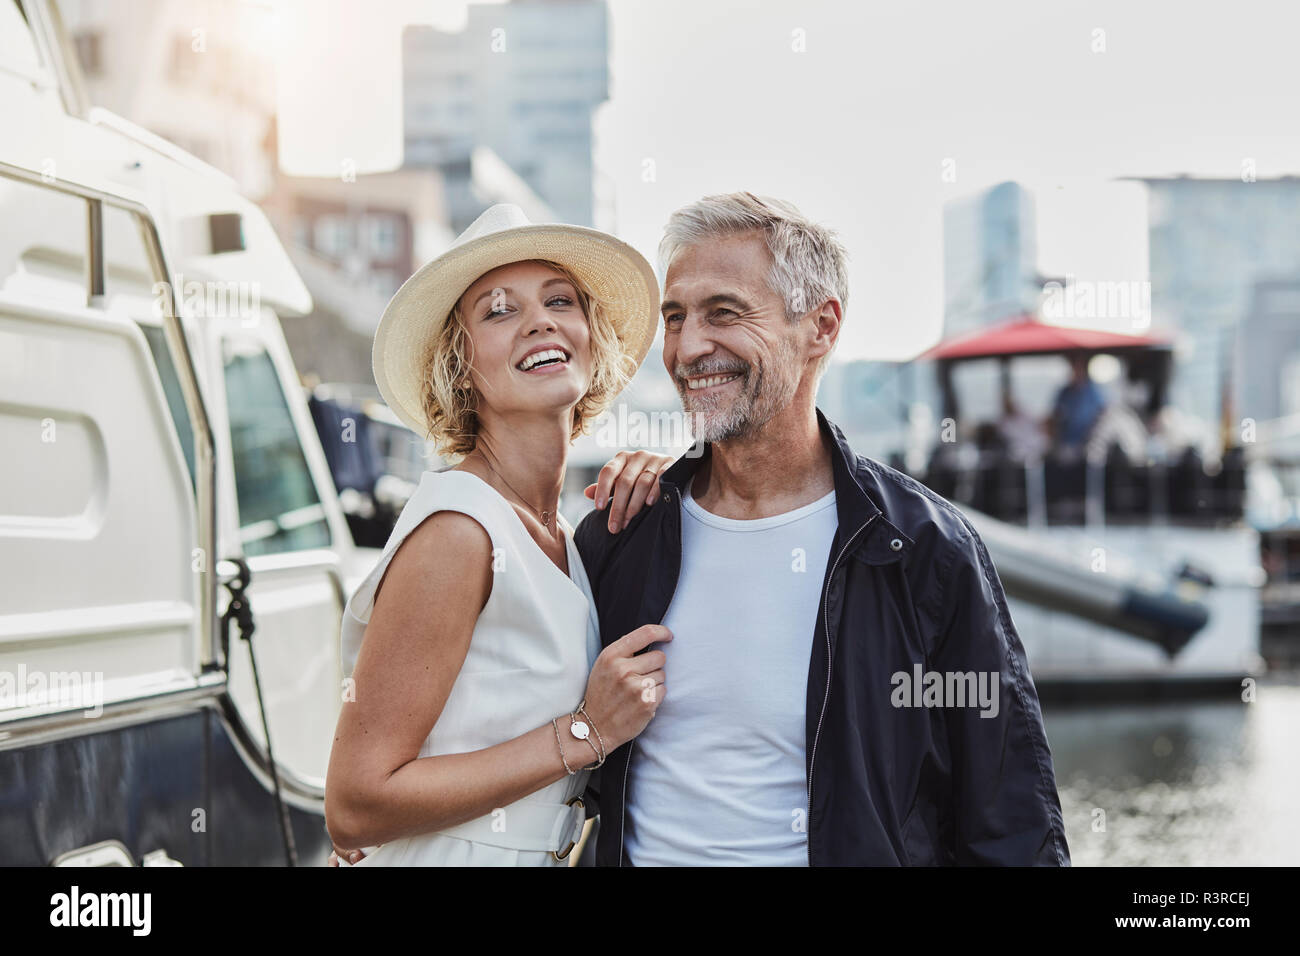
260, 155, 453, 384
942, 180, 1041, 337
816, 359, 932, 467
60, 0, 279, 200
1123, 175, 1300, 432
402, 0, 609, 230
1237, 277, 1300, 425
263, 159, 453, 306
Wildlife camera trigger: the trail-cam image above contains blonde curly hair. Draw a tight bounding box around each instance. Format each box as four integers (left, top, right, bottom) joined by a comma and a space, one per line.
417, 259, 638, 461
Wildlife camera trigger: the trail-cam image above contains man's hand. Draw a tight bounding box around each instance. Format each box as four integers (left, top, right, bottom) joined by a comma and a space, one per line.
584, 451, 675, 533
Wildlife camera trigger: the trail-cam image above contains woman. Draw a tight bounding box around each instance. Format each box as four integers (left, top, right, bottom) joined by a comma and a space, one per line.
325, 204, 673, 865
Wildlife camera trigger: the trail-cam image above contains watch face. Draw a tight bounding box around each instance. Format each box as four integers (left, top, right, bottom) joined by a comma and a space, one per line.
570, 720, 590, 740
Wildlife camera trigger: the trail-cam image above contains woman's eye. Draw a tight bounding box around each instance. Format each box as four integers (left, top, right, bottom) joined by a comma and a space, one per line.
546, 295, 574, 307
486, 306, 512, 318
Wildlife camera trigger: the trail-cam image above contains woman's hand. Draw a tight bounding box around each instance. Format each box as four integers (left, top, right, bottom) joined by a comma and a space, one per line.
579, 624, 671, 752
327, 846, 364, 866
584, 451, 676, 533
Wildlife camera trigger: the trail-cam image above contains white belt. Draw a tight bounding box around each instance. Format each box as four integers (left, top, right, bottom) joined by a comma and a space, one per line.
436, 795, 587, 859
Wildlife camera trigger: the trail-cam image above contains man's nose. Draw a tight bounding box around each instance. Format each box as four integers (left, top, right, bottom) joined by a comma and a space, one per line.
675, 314, 713, 365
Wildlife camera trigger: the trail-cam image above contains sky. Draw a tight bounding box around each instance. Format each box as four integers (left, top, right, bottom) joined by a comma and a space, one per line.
284, 0, 1300, 361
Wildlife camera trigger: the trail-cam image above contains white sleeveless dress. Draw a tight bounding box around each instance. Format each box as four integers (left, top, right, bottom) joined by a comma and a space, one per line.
336, 469, 602, 866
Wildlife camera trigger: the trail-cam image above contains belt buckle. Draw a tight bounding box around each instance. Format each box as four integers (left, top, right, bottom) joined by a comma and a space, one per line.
550, 795, 585, 861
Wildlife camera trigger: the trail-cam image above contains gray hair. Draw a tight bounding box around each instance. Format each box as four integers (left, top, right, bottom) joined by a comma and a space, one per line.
658, 191, 849, 374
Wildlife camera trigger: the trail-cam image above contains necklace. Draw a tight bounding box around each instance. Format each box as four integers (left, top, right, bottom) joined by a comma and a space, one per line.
478, 455, 559, 531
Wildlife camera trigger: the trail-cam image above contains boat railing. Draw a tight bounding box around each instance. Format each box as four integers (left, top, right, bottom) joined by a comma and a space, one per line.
917, 445, 1246, 528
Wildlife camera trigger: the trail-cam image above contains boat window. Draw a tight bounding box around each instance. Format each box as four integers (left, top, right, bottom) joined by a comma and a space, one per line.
138, 324, 197, 488
89, 204, 199, 490
0, 176, 87, 306
222, 337, 331, 555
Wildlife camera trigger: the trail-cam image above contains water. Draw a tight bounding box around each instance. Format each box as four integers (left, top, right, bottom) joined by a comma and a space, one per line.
1045, 676, 1300, 866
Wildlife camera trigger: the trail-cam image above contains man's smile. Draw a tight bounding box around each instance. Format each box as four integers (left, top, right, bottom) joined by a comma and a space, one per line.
684, 371, 743, 391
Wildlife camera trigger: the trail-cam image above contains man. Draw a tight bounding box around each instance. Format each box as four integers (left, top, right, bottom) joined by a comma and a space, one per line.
576, 191, 1069, 866
1049, 353, 1108, 455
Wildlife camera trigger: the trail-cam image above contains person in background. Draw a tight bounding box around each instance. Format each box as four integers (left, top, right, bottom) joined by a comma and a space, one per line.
1048, 353, 1108, 456
997, 390, 1049, 462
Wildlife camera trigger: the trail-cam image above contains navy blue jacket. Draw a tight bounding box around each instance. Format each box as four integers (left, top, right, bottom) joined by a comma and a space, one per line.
573, 408, 1070, 866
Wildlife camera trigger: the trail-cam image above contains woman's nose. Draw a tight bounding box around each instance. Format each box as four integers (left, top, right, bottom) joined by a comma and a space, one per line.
521, 304, 557, 335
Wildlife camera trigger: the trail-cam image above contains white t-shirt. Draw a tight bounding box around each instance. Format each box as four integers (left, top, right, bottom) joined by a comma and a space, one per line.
622, 480, 838, 866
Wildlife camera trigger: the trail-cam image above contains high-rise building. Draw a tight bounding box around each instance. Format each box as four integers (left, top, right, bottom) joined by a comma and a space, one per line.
1237, 278, 1300, 424
1125, 175, 1300, 431
942, 181, 1040, 337
403, 0, 609, 230
815, 359, 938, 467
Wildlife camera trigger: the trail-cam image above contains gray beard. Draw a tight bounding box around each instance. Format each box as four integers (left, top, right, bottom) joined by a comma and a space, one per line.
678, 356, 800, 444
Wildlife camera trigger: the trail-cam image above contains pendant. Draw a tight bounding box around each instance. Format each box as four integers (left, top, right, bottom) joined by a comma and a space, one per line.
541, 511, 551, 528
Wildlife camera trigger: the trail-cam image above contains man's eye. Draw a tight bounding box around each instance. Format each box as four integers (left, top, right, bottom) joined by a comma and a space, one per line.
664, 313, 684, 326
714, 308, 735, 318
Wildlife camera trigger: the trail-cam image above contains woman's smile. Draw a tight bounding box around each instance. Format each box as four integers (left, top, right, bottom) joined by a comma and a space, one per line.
515, 345, 573, 374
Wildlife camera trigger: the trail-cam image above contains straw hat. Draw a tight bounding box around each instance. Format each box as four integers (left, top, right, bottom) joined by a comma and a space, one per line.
372, 203, 660, 435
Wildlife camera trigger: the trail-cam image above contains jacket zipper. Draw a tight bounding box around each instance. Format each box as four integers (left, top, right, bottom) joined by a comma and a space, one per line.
620, 483, 684, 867
806, 512, 878, 865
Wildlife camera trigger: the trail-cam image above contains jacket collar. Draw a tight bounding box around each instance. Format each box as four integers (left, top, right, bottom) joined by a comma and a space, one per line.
656, 407, 913, 563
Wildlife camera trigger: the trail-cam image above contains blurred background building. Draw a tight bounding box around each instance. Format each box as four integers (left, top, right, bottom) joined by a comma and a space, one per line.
402, 0, 609, 231
59, 0, 280, 199
1238, 278, 1300, 423
59, 0, 609, 381
942, 180, 1041, 337
261, 162, 454, 383
1126, 174, 1300, 430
